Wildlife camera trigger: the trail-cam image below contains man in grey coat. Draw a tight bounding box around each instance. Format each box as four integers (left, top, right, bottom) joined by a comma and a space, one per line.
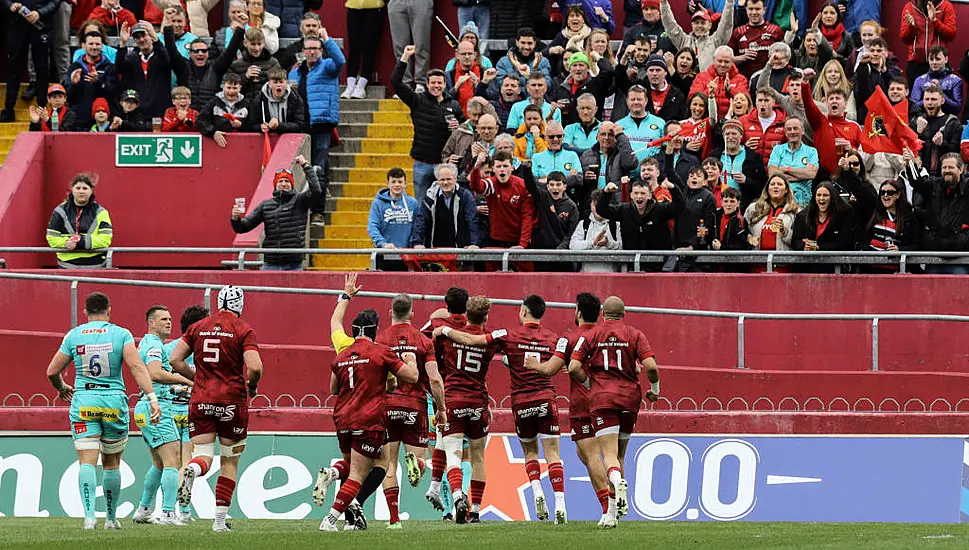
579, 121, 638, 216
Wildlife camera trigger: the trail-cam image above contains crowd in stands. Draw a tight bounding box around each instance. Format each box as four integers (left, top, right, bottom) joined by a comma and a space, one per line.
8, 0, 969, 272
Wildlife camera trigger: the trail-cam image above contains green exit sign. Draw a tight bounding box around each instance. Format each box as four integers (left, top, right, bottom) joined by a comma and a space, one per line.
115, 134, 203, 167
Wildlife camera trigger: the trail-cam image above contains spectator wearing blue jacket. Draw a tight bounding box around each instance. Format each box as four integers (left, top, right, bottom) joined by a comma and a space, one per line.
411, 164, 481, 249
532, 121, 583, 190
911, 45, 964, 117
491, 27, 552, 96
564, 0, 615, 34
289, 31, 345, 225
615, 85, 665, 161
368, 167, 419, 271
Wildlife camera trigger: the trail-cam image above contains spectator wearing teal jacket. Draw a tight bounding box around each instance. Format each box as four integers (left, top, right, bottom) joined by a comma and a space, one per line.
615, 85, 664, 161
532, 121, 583, 193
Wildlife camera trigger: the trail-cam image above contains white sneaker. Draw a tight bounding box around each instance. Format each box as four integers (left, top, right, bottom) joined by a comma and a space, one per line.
158, 511, 185, 526
350, 77, 368, 99
425, 487, 444, 511
103, 519, 121, 530
179, 511, 194, 523
83, 517, 97, 530
212, 522, 232, 533
177, 465, 196, 508
615, 479, 628, 518
555, 508, 568, 525
313, 467, 338, 506
341, 77, 357, 99
319, 518, 338, 532
534, 494, 549, 521
132, 506, 156, 524
597, 513, 607, 527
601, 512, 617, 529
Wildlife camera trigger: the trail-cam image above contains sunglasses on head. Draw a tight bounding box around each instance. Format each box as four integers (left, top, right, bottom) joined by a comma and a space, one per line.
879, 189, 898, 197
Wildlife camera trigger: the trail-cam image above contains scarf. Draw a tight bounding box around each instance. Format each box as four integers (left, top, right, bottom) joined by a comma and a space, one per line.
820, 23, 846, 51
454, 63, 481, 115
561, 24, 592, 51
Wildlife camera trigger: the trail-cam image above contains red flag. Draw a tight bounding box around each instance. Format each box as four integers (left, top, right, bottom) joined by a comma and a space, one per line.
401, 254, 458, 272
261, 131, 272, 174
861, 87, 922, 155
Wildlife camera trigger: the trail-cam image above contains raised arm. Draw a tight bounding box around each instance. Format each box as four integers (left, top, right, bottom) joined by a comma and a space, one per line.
432, 325, 489, 346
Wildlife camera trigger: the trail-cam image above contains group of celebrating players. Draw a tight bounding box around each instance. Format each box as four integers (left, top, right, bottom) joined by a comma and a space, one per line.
45, 276, 661, 532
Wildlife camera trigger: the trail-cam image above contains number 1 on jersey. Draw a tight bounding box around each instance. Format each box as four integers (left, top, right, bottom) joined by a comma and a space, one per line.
348, 366, 354, 389
602, 349, 622, 371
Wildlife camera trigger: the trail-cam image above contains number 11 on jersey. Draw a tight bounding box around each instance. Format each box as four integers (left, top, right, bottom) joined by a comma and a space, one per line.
602, 349, 622, 371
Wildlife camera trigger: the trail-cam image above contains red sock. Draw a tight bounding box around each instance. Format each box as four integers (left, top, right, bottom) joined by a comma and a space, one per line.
214, 476, 235, 507
609, 488, 615, 498
431, 448, 446, 482
524, 459, 541, 483
446, 467, 463, 494
332, 479, 361, 514
417, 457, 426, 472
548, 462, 564, 493
470, 479, 485, 506
385, 486, 400, 524
596, 489, 610, 513
188, 457, 210, 476
333, 460, 350, 482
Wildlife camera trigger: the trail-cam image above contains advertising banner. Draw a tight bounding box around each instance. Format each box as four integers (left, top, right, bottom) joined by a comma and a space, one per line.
1, 434, 965, 522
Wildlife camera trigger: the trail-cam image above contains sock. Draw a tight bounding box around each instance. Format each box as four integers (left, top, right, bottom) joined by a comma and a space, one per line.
446, 467, 464, 500
608, 467, 623, 489
161, 468, 179, 512
431, 448, 446, 482
102, 469, 121, 522
331, 478, 361, 515
78, 464, 97, 519
548, 462, 564, 494
180, 504, 192, 515
139, 466, 162, 509
385, 486, 400, 524
215, 505, 229, 525
596, 489, 610, 514
332, 460, 350, 482
461, 461, 472, 494
215, 476, 236, 508
354, 467, 386, 505
525, 459, 542, 495
187, 457, 210, 477
470, 479, 485, 513
440, 477, 453, 517
607, 489, 617, 517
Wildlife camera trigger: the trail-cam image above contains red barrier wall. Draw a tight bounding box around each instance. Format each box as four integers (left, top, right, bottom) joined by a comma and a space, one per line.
0, 134, 47, 268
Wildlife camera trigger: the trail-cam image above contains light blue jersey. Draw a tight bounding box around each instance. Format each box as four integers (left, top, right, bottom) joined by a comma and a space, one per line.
60, 321, 135, 394
139, 334, 172, 401
163, 340, 193, 442
616, 113, 664, 161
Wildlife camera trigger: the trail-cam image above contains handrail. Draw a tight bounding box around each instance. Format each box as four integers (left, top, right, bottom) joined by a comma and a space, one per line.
2, 271, 969, 372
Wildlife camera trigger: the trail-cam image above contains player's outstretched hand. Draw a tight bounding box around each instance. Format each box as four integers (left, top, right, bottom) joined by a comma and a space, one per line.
344, 273, 361, 297
57, 384, 74, 402
149, 401, 162, 423
645, 391, 659, 403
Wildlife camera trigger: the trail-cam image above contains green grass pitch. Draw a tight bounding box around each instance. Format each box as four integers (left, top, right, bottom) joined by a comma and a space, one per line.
2, 519, 969, 549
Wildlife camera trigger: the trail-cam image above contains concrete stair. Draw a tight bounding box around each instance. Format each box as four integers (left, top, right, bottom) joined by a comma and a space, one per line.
0, 83, 36, 169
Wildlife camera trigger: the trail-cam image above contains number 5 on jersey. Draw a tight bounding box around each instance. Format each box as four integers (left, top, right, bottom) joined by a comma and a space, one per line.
202, 338, 220, 363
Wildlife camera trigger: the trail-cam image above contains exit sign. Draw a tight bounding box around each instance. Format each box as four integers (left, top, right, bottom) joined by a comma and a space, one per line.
115, 134, 202, 167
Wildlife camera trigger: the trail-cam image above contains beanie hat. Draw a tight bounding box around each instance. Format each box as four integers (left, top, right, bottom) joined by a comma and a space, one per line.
92, 98, 110, 116
568, 51, 590, 68
273, 169, 294, 187
645, 54, 667, 71
722, 118, 745, 135
460, 21, 480, 41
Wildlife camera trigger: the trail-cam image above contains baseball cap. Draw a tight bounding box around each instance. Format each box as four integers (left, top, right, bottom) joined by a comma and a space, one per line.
47, 84, 66, 96
692, 9, 712, 21
91, 97, 110, 116
641, 0, 660, 9
568, 51, 590, 68
131, 23, 149, 36
121, 89, 140, 103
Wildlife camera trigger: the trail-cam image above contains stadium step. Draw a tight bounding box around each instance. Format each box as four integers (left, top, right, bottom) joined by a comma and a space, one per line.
330, 166, 413, 184
337, 85, 387, 100
339, 110, 411, 125
327, 210, 370, 225
338, 123, 414, 139
309, 253, 372, 270
0, 83, 38, 169
330, 181, 414, 199
337, 98, 408, 113
334, 137, 412, 155
330, 152, 412, 169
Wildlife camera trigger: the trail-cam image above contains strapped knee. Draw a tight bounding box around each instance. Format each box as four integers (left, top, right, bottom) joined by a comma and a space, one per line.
192, 442, 215, 459
220, 439, 247, 457
74, 437, 101, 451
100, 437, 127, 454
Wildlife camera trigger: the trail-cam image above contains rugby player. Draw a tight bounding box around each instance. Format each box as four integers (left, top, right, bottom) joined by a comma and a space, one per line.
568, 296, 660, 528
169, 285, 264, 533
45, 292, 160, 530
131, 305, 195, 526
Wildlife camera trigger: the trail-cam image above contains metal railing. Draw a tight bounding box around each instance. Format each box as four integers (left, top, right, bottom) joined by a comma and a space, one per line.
2, 270, 969, 372
4, 246, 969, 273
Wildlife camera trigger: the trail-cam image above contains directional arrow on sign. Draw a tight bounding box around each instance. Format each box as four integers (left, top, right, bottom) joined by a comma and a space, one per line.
180, 142, 196, 159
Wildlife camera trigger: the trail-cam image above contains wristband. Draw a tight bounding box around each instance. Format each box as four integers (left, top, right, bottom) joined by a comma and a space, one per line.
339, 293, 351, 301
442, 327, 452, 337
650, 381, 660, 394
146, 392, 159, 404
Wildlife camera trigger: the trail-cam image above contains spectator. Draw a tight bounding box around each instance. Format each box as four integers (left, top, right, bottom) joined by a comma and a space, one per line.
802, 79, 861, 178
853, 177, 921, 253
835, 150, 891, 248
161, 86, 198, 131
445, 23, 493, 73
343, 2, 384, 99
768, 117, 819, 207
911, 84, 961, 177
658, 120, 699, 185
110, 88, 150, 130
711, 119, 767, 208
701, 156, 723, 203
46, 0, 72, 93
446, 39, 484, 115
659, 0, 732, 71
728, 0, 785, 79
852, 38, 901, 122
246, 0, 280, 54
743, 174, 799, 251
564, 0, 613, 34
454, 1, 489, 41
642, 53, 685, 122
158, 5, 196, 59
750, 42, 793, 95
265, 0, 303, 38
167, 24, 244, 112
596, 178, 682, 255
550, 51, 614, 127
388, 0, 433, 91
669, 164, 717, 252
277, 12, 321, 73
484, 74, 522, 128
197, 73, 252, 148
816, 0, 854, 63
116, 21, 172, 119
846, 20, 893, 78
526, 170, 579, 256
740, 88, 787, 168
689, 46, 750, 120
29, 84, 75, 131
620, 0, 672, 57
669, 47, 699, 99
513, 104, 547, 163
843, 0, 881, 35
231, 155, 322, 270
680, 92, 712, 159
411, 163, 481, 249
507, 72, 561, 130
393, 45, 466, 203
442, 101, 498, 176
210, 0, 250, 56
547, 5, 593, 75
911, 45, 963, 116
580, 121, 638, 208
46, 173, 113, 269
493, 27, 552, 93
790, 27, 833, 85
246, 67, 306, 133
612, 37, 650, 121
185, 0, 222, 38
757, 62, 811, 144
569, 188, 622, 272
899, 0, 956, 86
229, 27, 284, 95
468, 150, 536, 248
791, 181, 855, 252
90, 0, 136, 34
905, 153, 969, 270
1, 0, 58, 122
89, 97, 112, 132
368, 167, 418, 270
72, 20, 118, 64
563, 93, 601, 152
532, 121, 582, 187
711, 187, 752, 250
621, 0, 642, 29
616, 85, 665, 162
724, 91, 753, 122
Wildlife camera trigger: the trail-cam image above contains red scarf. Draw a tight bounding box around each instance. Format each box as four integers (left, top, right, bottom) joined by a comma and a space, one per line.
816, 216, 831, 240
820, 23, 846, 51
454, 63, 481, 115
41, 106, 68, 131
760, 206, 783, 250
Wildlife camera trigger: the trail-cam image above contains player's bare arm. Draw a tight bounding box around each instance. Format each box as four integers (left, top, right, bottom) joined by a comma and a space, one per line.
123, 342, 162, 423
428, 307, 449, 321
425, 360, 447, 425
146, 359, 194, 386
396, 352, 419, 384
329, 371, 340, 394
568, 358, 591, 388
642, 356, 660, 402
168, 340, 195, 379
45, 351, 75, 402
330, 273, 362, 340
433, 326, 489, 346
525, 354, 565, 377
244, 349, 263, 398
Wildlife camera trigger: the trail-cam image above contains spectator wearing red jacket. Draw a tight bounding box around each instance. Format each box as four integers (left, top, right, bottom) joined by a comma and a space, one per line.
727, 0, 785, 79
899, 0, 957, 86
689, 46, 749, 120
162, 86, 199, 131
468, 150, 536, 248
89, 0, 137, 36
801, 80, 861, 177
739, 88, 786, 169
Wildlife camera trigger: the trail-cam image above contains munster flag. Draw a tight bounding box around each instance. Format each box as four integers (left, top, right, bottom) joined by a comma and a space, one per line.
261, 131, 272, 174
861, 87, 922, 155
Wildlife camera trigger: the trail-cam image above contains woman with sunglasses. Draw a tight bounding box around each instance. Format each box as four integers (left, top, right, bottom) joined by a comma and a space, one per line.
791, 181, 856, 273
